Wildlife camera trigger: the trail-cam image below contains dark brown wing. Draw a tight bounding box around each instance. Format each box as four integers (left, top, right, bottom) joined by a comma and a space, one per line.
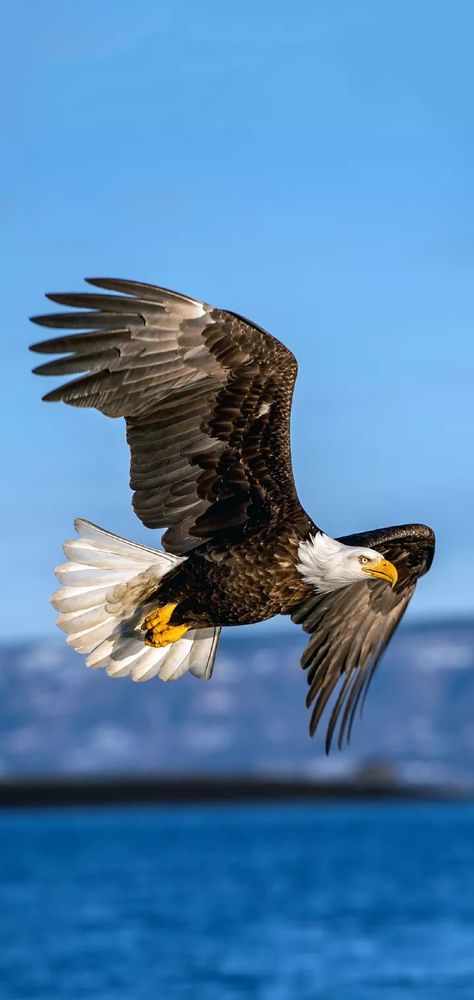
30, 278, 301, 553
291, 523, 435, 752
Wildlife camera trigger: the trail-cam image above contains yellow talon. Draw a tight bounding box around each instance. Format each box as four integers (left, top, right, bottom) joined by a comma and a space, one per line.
143, 602, 176, 632
142, 603, 189, 648
145, 623, 189, 648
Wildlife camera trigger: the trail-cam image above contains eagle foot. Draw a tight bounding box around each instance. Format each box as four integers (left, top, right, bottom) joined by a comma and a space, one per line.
142, 603, 189, 648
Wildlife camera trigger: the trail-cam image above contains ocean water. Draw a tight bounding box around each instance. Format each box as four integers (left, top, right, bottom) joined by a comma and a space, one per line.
1, 803, 474, 999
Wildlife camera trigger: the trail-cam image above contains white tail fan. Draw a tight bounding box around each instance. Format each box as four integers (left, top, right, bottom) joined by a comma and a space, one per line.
52, 519, 221, 682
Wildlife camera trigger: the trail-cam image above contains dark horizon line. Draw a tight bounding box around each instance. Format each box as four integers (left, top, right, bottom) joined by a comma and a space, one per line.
0, 773, 471, 809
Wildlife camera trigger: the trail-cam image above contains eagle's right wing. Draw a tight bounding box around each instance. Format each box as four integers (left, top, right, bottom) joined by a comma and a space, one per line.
30, 277, 302, 553
291, 523, 435, 752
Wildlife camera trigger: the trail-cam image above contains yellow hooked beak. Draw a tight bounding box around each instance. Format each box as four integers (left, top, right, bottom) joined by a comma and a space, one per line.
363, 558, 398, 587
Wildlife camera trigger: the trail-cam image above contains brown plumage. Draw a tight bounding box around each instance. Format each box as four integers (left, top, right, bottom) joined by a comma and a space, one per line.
31, 278, 300, 553
30, 278, 435, 749
292, 523, 435, 750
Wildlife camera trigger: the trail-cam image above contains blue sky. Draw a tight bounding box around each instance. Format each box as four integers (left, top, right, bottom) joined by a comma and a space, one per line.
1, 1, 473, 638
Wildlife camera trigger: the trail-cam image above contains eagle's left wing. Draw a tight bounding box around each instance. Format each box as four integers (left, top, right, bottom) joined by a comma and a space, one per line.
291, 523, 435, 752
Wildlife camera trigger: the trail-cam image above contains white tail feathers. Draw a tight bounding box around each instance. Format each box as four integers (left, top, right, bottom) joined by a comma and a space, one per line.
52, 519, 221, 682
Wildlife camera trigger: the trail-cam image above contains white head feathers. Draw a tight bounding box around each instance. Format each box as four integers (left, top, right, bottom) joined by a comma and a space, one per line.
296, 532, 394, 593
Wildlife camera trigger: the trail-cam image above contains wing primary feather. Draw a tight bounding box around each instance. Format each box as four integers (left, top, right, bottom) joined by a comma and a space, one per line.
325, 672, 354, 753
32, 350, 119, 377
45, 292, 161, 312
29, 330, 129, 355
84, 277, 205, 309
30, 311, 142, 330
308, 672, 340, 737
346, 660, 379, 746
338, 669, 369, 750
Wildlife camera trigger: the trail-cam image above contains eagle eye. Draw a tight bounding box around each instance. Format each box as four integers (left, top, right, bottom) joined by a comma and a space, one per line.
359, 555, 370, 565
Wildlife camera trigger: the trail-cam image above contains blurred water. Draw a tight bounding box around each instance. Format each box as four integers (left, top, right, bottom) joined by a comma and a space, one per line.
1, 802, 474, 999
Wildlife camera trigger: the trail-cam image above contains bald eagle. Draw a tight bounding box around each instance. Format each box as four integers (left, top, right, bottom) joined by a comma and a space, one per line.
30, 278, 435, 751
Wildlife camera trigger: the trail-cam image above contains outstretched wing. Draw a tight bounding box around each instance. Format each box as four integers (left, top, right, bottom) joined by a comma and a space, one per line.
30, 278, 301, 553
291, 523, 435, 752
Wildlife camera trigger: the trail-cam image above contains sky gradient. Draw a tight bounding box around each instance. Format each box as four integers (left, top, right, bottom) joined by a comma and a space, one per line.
2, 1, 473, 637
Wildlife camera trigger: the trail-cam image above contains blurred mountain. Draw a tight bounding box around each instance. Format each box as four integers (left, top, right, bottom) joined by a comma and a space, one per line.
1, 620, 474, 784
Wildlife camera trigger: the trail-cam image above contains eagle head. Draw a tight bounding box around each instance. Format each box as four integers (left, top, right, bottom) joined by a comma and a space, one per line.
296, 532, 398, 593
